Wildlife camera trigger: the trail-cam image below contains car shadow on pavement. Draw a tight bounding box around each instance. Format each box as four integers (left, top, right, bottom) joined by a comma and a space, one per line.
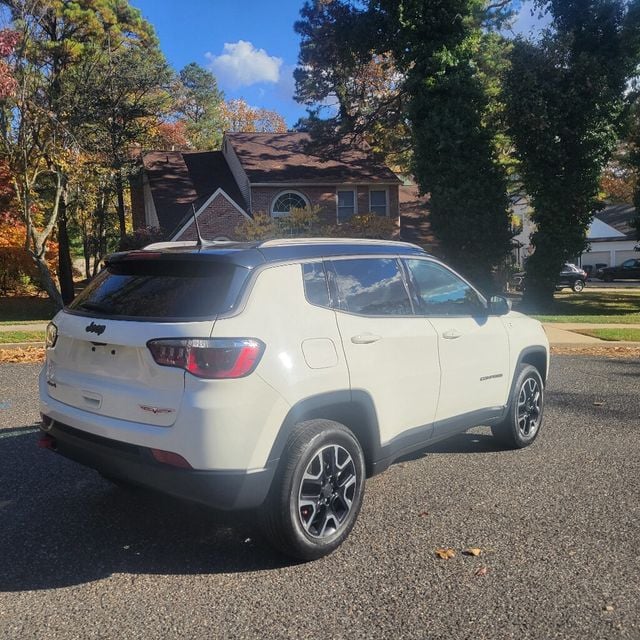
0, 429, 293, 592
398, 430, 502, 463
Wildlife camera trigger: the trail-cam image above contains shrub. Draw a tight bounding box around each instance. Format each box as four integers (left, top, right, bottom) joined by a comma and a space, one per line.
118, 226, 165, 251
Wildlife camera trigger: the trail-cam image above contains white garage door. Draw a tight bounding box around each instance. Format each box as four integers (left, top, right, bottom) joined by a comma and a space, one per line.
613, 250, 640, 265
581, 251, 611, 268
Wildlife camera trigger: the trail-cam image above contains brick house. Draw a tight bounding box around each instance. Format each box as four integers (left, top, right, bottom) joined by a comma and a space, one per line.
130, 132, 407, 242
131, 133, 401, 240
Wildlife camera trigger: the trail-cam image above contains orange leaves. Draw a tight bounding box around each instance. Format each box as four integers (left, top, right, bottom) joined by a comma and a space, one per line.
0, 217, 59, 293
435, 546, 488, 576
0, 29, 19, 100
0, 347, 45, 364
219, 99, 287, 134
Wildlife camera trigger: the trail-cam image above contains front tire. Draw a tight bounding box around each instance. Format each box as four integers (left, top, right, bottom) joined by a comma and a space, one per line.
572, 279, 585, 292
491, 364, 544, 449
261, 420, 365, 560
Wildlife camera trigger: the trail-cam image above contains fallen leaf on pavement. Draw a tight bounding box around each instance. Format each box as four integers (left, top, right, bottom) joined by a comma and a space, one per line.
418, 511, 429, 517
474, 566, 489, 577
593, 401, 604, 407
463, 547, 482, 557
435, 548, 456, 560
604, 605, 615, 612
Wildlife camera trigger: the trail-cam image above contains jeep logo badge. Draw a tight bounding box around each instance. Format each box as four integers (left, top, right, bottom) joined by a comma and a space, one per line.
85, 322, 106, 336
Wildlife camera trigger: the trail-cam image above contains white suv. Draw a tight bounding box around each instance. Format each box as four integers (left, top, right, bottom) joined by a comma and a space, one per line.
39, 239, 549, 559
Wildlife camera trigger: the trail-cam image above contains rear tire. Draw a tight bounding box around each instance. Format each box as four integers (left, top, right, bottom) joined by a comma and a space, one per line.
491, 364, 544, 449
261, 420, 365, 561
572, 279, 585, 292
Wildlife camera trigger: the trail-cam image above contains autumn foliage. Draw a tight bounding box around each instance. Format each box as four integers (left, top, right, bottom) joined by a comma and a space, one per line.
220, 99, 287, 134
0, 214, 59, 294
0, 29, 19, 99
235, 206, 397, 241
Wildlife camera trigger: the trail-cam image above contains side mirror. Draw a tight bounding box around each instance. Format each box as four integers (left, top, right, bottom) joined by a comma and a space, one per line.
489, 295, 511, 316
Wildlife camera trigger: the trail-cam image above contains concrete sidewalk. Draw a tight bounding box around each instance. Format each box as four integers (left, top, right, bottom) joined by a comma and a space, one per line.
0, 323, 48, 332
542, 322, 640, 346
542, 325, 603, 345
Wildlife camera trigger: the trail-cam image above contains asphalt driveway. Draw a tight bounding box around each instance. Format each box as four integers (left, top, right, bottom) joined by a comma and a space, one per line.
0, 356, 638, 639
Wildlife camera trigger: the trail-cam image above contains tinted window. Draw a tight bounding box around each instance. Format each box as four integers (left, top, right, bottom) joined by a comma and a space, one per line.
302, 262, 330, 307
405, 259, 486, 316
69, 260, 246, 319
329, 258, 412, 316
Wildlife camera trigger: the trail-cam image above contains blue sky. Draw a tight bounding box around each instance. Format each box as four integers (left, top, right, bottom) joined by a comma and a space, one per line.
129, 0, 308, 126
129, 0, 545, 128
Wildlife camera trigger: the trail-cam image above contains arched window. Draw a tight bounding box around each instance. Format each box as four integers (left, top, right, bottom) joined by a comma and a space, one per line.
271, 191, 309, 218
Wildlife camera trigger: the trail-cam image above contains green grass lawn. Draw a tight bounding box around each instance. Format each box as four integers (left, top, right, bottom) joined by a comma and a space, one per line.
572, 327, 640, 342
525, 290, 640, 324
0, 330, 44, 344
0, 296, 56, 324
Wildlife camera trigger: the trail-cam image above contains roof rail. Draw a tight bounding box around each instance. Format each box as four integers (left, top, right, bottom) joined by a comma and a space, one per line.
257, 237, 422, 250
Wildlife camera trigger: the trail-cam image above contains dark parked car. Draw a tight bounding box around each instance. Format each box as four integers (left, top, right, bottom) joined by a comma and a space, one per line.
511, 263, 587, 293
597, 258, 640, 282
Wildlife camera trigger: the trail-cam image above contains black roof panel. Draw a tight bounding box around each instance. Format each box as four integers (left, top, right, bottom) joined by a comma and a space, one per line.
106, 240, 428, 271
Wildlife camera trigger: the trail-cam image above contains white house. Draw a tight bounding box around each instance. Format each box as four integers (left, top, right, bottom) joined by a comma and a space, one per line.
579, 204, 639, 270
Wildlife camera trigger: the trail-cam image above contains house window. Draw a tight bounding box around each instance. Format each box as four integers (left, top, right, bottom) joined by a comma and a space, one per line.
271, 191, 309, 218
337, 189, 356, 223
370, 189, 387, 216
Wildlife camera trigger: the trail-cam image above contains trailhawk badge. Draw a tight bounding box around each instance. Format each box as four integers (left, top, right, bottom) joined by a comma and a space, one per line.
140, 405, 175, 415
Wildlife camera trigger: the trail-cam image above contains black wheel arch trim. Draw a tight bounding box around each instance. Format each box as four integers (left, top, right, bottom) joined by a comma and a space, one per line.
266, 390, 382, 477
514, 345, 548, 384
268, 393, 508, 478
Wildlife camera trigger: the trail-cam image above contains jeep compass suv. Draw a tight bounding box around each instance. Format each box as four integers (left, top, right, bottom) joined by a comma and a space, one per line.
39, 239, 549, 559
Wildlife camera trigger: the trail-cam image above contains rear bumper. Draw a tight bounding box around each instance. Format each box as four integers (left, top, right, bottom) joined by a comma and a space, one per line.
40, 419, 275, 511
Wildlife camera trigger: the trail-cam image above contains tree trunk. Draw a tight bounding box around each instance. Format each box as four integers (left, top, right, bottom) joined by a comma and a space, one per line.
32, 254, 64, 310
57, 195, 76, 305
83, 235, 91, 280
115, 170, 126, 240
521, 232, 564, 311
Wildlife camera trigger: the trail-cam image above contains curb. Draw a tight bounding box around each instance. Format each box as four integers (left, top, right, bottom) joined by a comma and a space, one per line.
0, 342, 45, 350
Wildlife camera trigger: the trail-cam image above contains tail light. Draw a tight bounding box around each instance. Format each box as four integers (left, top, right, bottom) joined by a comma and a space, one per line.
147, 338, 265, 379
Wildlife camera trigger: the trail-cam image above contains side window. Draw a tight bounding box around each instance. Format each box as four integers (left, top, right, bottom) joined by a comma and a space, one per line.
337, 189, 356, 223
302, 262, 330, 308
369, 189, 387, 216
622, 259, 635, 268
328, 258, 412, 316
404, 259, 486, 316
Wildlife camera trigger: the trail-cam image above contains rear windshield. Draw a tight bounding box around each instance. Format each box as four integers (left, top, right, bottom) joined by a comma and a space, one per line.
68, 260, 248, 320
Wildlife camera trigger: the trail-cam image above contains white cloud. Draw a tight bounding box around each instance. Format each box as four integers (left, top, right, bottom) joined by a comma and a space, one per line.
205, 40, 282, 89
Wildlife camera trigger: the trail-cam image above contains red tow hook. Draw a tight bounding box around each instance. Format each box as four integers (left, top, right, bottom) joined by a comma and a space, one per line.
37, 433, 56, 450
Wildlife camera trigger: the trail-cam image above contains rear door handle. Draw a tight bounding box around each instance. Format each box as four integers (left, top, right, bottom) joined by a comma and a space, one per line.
351, 334, 381, 345
442, 329, 462, 340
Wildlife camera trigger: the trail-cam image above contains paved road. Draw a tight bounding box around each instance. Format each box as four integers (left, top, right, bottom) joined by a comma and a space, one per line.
0, 357, 639, 639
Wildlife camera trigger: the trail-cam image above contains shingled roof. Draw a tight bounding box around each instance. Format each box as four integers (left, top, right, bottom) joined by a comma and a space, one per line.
593, 204, 637, 240
226, 132, 401, 184
142, 150, 247, 233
